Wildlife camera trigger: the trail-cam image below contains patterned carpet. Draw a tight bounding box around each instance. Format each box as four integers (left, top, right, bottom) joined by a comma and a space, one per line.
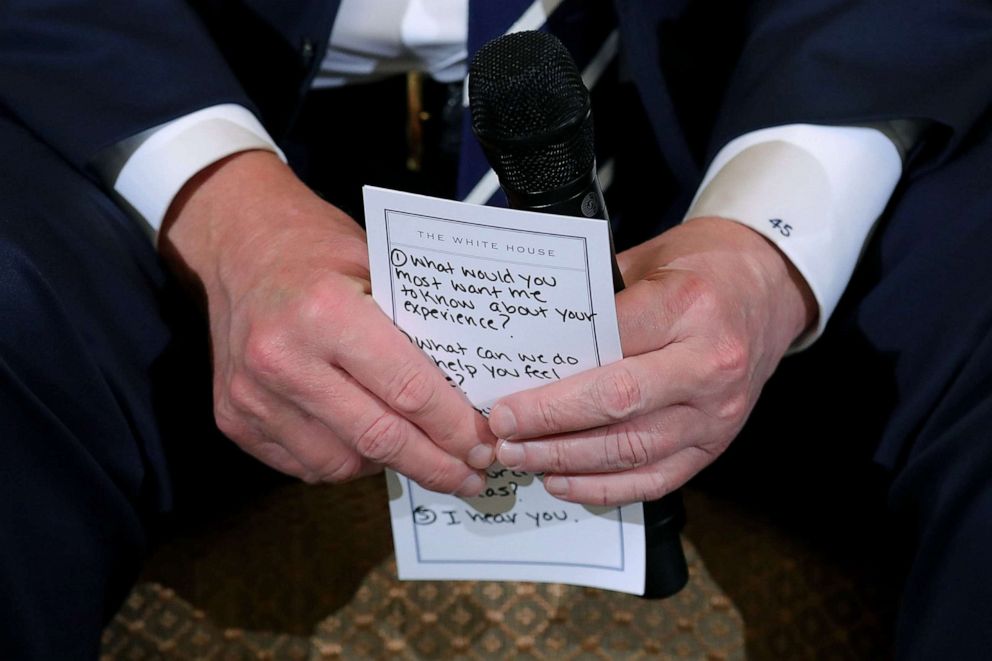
682, 488, 898, 660
102, 478, 743, 660
102, 465, 899, 659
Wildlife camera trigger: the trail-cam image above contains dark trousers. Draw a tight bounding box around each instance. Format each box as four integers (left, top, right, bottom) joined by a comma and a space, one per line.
0, 112, 170, 658
718, 119, 992, 659
1, 93, 990, 657
0, 110, 260, 658
0, 77, 459, 659
847, 121, 992, 659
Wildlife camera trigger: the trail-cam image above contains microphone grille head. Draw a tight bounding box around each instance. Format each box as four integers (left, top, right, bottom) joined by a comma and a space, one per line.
469, 31, 595, 195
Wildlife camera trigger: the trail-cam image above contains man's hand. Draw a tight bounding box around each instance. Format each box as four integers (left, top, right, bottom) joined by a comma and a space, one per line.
160, 151, 494, 495
489, 217, 816, 505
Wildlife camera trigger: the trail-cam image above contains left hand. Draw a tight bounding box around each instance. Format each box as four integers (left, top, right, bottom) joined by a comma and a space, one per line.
488, 217, 816, 506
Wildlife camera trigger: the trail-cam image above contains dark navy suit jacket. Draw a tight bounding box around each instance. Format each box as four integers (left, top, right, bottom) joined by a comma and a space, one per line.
1, 7, 991, 657
2, 1, 991, 454
2, 0, 989, 200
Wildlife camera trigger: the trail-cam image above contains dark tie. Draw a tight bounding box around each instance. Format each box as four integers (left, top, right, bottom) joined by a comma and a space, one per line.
457, 0, 620, 206
458, 1, 691, 599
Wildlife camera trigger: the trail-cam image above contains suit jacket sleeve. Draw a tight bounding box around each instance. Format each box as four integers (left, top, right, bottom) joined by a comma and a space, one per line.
709, 0, 992, 165
0, 0, 254, 174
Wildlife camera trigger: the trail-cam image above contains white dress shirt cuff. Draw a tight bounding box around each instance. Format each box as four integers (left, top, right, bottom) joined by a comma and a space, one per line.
112, 104, 284, 233
685, 124, 902, 350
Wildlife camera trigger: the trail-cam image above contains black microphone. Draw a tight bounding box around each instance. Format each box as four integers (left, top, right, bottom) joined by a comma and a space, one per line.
468, 30, 689, 599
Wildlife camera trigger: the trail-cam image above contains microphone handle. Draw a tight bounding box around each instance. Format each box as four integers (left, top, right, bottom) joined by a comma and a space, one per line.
503, 168, 689, 598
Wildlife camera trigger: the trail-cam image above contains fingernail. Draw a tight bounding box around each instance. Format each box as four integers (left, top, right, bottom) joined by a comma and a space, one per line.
455, 473, 485, 497
497, 440, 525, 469
467, 444, 495, 469
489, 404, 517, 439
544, 476, 569, 496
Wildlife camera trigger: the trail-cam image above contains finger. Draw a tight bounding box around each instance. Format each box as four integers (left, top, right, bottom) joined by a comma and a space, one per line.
332, 298, 496, 462
216, 373, 315, 479
237, 334, 490, 494
496, 405, 699, 475
219, 358, 378, 481
489, 342, 705, 441
256, 401, 379, 483
236, 428, 313, 479
224, 378, 379, 482
292, 362, 489, 496
541, 445, 716, 506
246, 429, 380, 483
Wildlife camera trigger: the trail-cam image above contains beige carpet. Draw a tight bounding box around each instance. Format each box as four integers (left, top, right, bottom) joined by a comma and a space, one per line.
102, 478, 744, 660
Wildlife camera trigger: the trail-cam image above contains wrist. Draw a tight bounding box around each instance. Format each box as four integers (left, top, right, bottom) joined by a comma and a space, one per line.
688, 216, 816, 347
623, 216, 817, 349
159, 150, 367, 300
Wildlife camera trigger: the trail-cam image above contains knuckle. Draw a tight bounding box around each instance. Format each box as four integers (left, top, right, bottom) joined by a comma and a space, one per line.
703, 336, 749, 385
713, 336, 749, 377
548, 439, 570, 473
417, 461, 457, 493
636, 471, 670, 502
246, 437, 302, 476
213, 402, 242, 440
354, 412, 405, 463
671, 272, 715, 317
605, 426, 652, 470
319, 454, 365, 483
299, 470, 323, 485
593, 483, 616, 507
298, 286, 337, 322
243, 326, 288, 379
298, 285, 350, 336
716, 392, 750, 424
213, 386, 249, 440
535, 397, 563, 433
301, 283, 371, 355
595, 367, 644, 421
387, 362, 437, 417
226, 373, 257, 414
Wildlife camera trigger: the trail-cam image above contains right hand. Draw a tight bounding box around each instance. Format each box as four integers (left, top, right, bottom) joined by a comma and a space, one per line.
489, 217, 816, 505
160, 150, 494, 495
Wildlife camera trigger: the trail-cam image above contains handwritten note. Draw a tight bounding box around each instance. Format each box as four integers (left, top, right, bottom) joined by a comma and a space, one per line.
364, 186, 644, 595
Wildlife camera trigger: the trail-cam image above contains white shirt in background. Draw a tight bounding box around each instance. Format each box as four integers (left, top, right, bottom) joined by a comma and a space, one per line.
108, 0, 905, 346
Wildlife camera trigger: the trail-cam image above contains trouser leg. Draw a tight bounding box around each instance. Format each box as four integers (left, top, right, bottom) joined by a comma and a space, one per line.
0, 114, 186, 659
757, 122, 992, 658
699, 119, 992, 658
888, 331, 992, 660
858, 129, 992, 660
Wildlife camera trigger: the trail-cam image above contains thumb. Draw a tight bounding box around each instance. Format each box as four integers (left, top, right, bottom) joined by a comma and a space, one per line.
616, 268, 704, 357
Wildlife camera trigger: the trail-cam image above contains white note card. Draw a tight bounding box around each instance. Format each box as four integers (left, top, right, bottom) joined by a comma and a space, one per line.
364, 186, 645, 595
